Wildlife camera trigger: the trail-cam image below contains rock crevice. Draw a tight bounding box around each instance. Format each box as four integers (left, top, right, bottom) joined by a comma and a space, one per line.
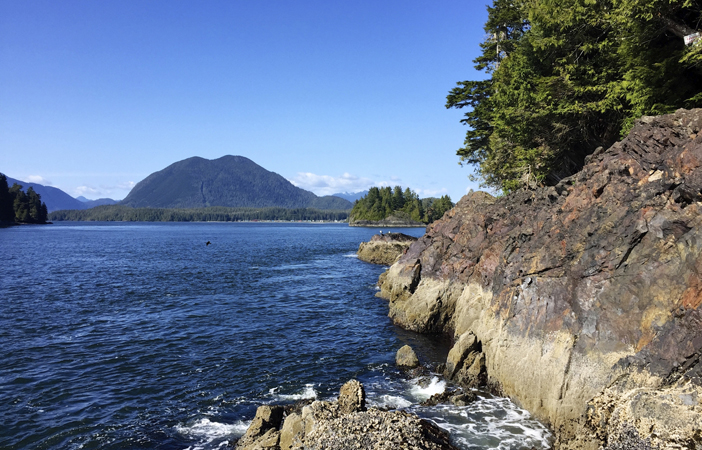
378, 109, 702, 449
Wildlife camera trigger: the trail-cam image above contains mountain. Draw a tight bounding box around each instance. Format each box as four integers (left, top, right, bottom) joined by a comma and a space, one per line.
332, 190, 368, 203
6, 176, 85, 212
120, 156, 353, 210
5, 177, 118, 212
83, 198, 118, 208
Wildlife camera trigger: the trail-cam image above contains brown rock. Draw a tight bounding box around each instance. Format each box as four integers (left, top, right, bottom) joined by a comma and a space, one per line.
378, 109, 702, 448
235, 405, 285, 449
338, 379, 366, 414
357, 233, 418, 265
396, 344, 420, 369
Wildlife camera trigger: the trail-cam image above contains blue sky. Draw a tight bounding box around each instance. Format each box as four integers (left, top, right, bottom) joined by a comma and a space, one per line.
1, 0, 489, 201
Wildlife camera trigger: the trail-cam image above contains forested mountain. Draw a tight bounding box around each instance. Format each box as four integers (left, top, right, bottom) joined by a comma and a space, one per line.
6, 176, 86, 212
0, 173, 48, 224
448, 0, 702, 192
120, 156, 352, 210
349, 186, 453, 224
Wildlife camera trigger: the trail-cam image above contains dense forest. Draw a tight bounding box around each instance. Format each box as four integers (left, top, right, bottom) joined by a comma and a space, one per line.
49, 205, 349, 222
349, 186, 454, 224
448, 0, 702, 192
0, 173, 49, 224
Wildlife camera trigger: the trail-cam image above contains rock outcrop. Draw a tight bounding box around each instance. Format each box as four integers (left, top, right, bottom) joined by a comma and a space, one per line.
350, 211, 425, 228
234, 379, 458, 450
396, 344, 421, 369
378, 109, 702, 449
357, 232, 418, 265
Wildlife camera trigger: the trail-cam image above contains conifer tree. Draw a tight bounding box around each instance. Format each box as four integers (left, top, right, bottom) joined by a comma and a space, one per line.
448, 0, 702, 192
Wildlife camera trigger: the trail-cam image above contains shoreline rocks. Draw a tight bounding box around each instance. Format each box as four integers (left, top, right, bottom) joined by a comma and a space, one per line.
378, 109, 702, 449
233, 379, 459, 450
349, 212, 426, 228
357, 232, 418, 265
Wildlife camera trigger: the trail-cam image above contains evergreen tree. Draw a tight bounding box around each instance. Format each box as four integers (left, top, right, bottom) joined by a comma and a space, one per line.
0, 174, 14, 222
448, 0, 702, 192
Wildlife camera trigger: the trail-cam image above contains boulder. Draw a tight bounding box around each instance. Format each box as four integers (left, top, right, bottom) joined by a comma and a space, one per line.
396, 344, 420, 369
357, 232, 418, 265
235, 405, 285, 449
378, 109, 702, 448
337, 379, 366, 414
238, 380, 458, 450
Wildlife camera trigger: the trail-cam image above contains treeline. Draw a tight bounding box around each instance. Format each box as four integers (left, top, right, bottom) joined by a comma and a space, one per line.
49, 205, 349, 222
448, 0, 702, 192
0, 173, 48, 224
349, 186, 453, 224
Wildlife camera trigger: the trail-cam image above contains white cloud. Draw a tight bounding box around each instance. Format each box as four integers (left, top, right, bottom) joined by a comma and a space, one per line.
74, 185, 101, 197
116, 181, 136, 190
72, 181, 136, 200
416, 187, 449, 198
289, 172, 376, 196
25, 175, 51, 185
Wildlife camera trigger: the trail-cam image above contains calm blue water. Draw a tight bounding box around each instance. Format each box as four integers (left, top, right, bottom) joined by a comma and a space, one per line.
0, 222, 551, 450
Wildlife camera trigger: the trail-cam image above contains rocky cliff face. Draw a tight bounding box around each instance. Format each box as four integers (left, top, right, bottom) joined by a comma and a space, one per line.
378, 109, 702, 449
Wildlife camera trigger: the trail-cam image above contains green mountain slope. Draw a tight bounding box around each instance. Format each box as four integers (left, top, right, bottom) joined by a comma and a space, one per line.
120, 155, 352, 210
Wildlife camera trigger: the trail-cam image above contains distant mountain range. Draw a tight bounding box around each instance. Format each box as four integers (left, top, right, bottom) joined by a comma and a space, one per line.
5, 176, 117, 212
331, 190, 368, 203
6, 156, 353, 212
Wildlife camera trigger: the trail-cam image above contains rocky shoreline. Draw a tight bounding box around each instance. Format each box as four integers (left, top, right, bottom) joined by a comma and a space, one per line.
378, 109, 702, 449
235, 111, 702, 449
357, 232, 418, 265
349, 212, 426, 228
232, 377, 460, 450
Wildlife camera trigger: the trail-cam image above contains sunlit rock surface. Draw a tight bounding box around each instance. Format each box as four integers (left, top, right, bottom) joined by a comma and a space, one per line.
379, 109, 702, 449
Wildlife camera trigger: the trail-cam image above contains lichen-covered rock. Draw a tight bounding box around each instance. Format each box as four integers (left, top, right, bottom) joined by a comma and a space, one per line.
378, 109, 702, 449
302, 409, 457, 450
396, 344, 420, 369
235, 405, 285, 449
357, 232, 418, 265
238, 380, 457, 450
338, 379, 366, 414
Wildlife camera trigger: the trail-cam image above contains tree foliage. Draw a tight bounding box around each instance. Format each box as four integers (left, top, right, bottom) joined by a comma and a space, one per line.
349, 186, 453, 224
448, 0, 702, 192
49, 205, 349, 222
0, 174, 48, 224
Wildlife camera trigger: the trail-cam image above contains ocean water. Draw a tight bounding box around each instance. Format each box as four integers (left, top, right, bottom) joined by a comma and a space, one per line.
0, 222, 551, 449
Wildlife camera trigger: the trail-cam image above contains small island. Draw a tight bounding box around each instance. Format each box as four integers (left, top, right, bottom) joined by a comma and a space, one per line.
348, 186, 452, 227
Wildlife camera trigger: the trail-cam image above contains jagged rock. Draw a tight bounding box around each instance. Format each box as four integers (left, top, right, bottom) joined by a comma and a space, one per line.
301, 409, 458, 450
420, 388, 477, 407
235, 405, 285, 449
378, 109, 702, 449
396, 344, 420, 369
338, 379, 366, 414
239, 380, 458, 450
357, 232, 418, 265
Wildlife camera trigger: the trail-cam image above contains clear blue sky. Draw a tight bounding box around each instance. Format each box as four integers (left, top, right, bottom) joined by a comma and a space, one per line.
1, 0, 489, 201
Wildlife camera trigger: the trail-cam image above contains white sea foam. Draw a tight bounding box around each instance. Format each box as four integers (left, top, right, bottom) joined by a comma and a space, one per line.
269, 384, 317, 401
175, 417, 249, 450
419, 395, 553, 449
368, 394, 413, 409
343, 253, 358, 258
408, 376, 446, 401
